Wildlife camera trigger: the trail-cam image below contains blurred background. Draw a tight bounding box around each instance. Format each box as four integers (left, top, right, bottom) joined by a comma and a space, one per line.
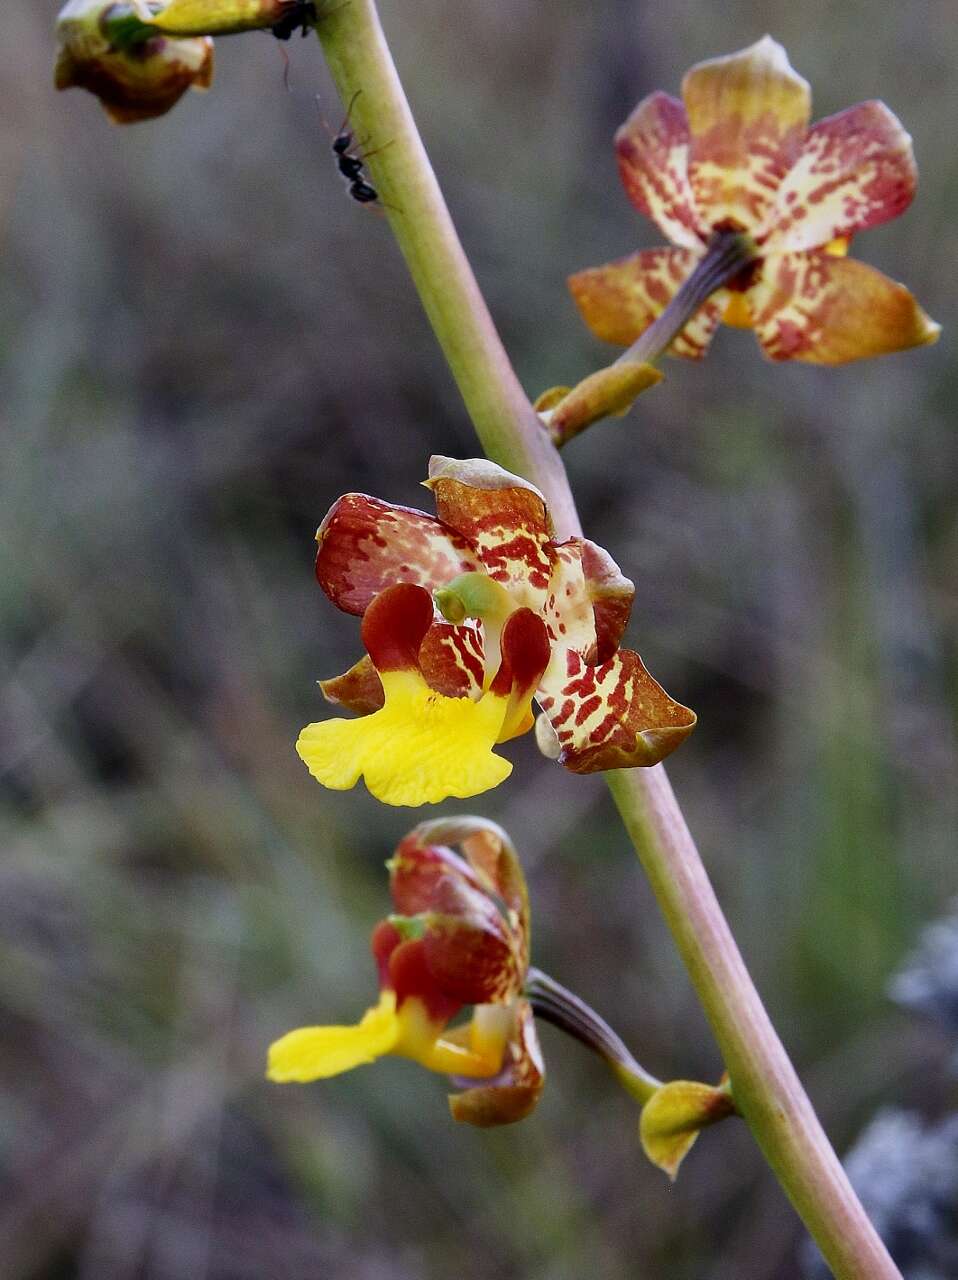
1, 1, 956, 1276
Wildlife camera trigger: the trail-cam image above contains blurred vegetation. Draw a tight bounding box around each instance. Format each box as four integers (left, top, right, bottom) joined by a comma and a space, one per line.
1, 1, 956, 1277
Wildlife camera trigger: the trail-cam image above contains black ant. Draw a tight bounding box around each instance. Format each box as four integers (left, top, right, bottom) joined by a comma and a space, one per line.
325, 91, 390, 207
271, 2, 318, 40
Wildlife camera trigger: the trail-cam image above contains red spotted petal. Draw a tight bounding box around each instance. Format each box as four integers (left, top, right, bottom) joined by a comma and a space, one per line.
615, 91, 705, 248
319, 654, 384, 714
568, 248, 723, 358
418, 621, 485, 699
360, 583, 435, 672
537, 648, 696, 772
683, 36, 810, 231
449, 1001, 545, 1127
758, 101, 917, 253
747, 251, 940, 364
575, 538, 635, 664
539, 540, 602, 673
316, 493, 481, 616
424, 457, 554, 606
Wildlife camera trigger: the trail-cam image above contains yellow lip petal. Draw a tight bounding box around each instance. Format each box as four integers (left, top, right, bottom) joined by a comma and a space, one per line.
267, 991, 400, 1083
297, 671, 512, 807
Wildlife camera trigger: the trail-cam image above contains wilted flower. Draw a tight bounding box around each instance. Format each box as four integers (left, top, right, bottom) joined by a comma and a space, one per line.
297, 455, 695, 806
268, 818, 544, 1126
55, 0, 213, 124
803, 1111, 958, 1279
571, 36, 939, 364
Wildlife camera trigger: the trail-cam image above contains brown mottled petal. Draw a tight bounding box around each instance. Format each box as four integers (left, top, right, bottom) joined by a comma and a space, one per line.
424, 458, 554, 606
537, 648, 696, 772
449, 1001, 545, 1127
747, 251, 941, 364
758, 101, 917, 253
576, 538, 636, 664
418, 622, 485, 699
683, 36, 811, 231
426, 457, 550, 528
319, 654, 384, 715
315, 493, 481, 616
568, 248, 723, 359
615, 91, 705, 248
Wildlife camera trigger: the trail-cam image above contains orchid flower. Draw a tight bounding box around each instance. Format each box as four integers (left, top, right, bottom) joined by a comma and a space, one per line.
570, 36, 939, 364
268, 819, 544, 1127
296, 456, 695, 806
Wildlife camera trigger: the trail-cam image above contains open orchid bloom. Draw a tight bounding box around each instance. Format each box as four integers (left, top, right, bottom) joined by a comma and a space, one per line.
570, 36, 939, 364
268, 819, 545, 1127
296, 456, 695, 806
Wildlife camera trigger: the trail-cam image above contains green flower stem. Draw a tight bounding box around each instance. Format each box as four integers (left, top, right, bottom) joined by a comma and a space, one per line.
315, 6, 900, 1277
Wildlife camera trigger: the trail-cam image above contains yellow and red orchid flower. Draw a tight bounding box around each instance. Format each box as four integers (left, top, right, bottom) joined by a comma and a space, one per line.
570, 36, 939, 364
296, 456, 695, 806
268, 818, 545, 1127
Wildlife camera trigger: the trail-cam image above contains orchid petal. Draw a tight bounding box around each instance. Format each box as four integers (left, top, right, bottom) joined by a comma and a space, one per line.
319, 654, 384, 715
449, 1001, 545, 1127
296, 670, 513, 806
418, 621, 485, 699
748, 251, 940, 363
568, 248, 723, 358
316, 492, 481, 616
490, 608, 552, 743
404, 818, 530, 966
683, 36, 811, 231
537, 648, 696, 772
574, 538, 636, 664
266, 991, 400, 1082
757, 100, 917, 253
425, 457, 554, 607
615, 91, 705, 248
421, 907, 522, 1005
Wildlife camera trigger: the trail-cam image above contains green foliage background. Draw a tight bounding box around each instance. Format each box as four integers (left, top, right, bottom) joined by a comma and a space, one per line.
0, 2, 955, 1276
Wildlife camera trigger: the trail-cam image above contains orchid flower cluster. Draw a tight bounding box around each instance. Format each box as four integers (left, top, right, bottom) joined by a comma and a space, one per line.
53, 0, 939, 1212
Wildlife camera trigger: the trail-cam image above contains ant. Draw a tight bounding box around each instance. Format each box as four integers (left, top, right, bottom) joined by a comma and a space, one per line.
325, 91, 390, 207
271, 2, 318, 40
